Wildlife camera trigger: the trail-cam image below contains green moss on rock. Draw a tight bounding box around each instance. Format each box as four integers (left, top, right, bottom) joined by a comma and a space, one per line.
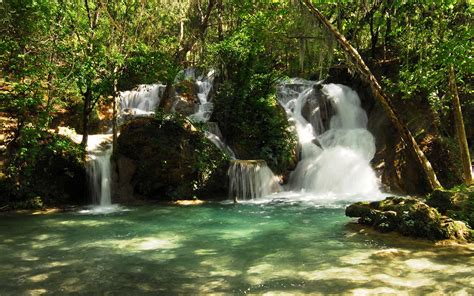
346, 196, 471, 241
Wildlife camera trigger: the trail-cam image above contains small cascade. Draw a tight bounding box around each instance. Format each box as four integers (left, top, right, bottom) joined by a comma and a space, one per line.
85, 134, 113, 207
85, 83, 165, 207
277, 81, 380, 198
189, 70, 215, 122
228, 160, 282, 201
184, 70, 237, 159
205, 122, 236, 159
119, 84, 165, 117
87, 145, 112, 206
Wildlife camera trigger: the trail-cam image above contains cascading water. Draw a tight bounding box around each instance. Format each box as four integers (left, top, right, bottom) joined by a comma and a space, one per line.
228, 160, 282, 201
87, 145, 112, 206
189, 70, 215, 123
119, 84, 165, 117
85, 83, 165, 208
85, 134, 114, 208
277, 80, 381, 200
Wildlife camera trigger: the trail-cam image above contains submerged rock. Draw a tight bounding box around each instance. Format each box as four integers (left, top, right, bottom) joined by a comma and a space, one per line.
346, 196, 471, 241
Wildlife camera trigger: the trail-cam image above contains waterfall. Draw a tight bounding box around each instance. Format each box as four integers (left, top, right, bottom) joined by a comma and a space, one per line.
277, 81, 380, 199
87, 145, 112, 206
85, 83, 164, 207
85, 134, 113, 207
228, 160, 282, 201
119, 84, 165, 117
189, 70, 215, 123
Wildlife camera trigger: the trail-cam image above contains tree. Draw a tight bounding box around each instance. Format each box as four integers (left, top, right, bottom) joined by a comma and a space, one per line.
159, 0, 217, 111
299, 0, 442, 191
449, 66, 472, 185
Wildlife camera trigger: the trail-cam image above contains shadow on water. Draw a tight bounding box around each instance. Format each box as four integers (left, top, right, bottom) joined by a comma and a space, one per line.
0, 203, 473, 294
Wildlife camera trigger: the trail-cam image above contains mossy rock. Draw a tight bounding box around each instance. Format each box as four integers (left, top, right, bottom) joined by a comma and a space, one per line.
346, 196, 471, 241
427, 187, 474, 228
116, 116, 229, 201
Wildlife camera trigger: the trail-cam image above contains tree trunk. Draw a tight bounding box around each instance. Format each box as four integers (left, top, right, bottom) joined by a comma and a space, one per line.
112, 75, 118, 153
449, 65, 472, 185
300, 0, 442, 191
81, 86, 92, 148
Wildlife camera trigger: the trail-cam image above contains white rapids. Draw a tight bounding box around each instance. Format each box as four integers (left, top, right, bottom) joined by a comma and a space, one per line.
274, 80, 382, 203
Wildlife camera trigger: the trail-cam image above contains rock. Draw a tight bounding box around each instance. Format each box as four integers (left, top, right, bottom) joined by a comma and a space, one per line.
301, 85, 333, 135
115, 117, 229, 201
112, 156, 136, 203
173, 96, 196, 116
346, 196, 471, 241
426, 189, 454, 214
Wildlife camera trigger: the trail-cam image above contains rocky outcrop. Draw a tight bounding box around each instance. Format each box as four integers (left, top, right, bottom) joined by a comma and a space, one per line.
114, 117, 229, 202
346, 196, 471, 241
172, 80, 198, 116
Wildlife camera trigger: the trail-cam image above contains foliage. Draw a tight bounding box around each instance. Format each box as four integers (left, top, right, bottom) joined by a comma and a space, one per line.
210, 22, 296, 173
2, 129, 85, 207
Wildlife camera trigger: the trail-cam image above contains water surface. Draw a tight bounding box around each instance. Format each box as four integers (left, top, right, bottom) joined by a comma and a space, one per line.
0, 202, 472, 295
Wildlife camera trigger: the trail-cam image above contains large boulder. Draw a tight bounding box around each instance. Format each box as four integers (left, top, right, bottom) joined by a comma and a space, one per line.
346, 196, 471, 241
114, 116, 229, 201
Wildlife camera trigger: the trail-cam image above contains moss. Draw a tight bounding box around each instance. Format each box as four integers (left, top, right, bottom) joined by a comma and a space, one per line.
346, 196, 471, 241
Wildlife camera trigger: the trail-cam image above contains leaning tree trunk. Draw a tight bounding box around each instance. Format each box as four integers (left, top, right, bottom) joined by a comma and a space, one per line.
300, 0, 442, 191
449, 65, 472, 185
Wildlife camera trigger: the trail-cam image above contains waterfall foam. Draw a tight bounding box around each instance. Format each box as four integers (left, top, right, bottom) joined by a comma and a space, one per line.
277, 81, 381, 200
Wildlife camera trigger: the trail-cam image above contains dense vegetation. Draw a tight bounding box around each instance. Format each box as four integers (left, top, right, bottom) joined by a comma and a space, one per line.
1, 0, 472, 208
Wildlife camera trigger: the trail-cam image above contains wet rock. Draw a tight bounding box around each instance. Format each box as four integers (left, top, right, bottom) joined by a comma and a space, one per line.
301, 85, 333, 135
346, 196, 471, 241
112, 156, 136, 203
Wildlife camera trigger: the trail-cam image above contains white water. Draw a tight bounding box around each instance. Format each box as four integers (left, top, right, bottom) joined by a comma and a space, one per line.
228, 160, 282, 201
87, 145, 112, 206
189, 70, 215, 123
277, 81, 381, 201
119, 84, 165, 117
